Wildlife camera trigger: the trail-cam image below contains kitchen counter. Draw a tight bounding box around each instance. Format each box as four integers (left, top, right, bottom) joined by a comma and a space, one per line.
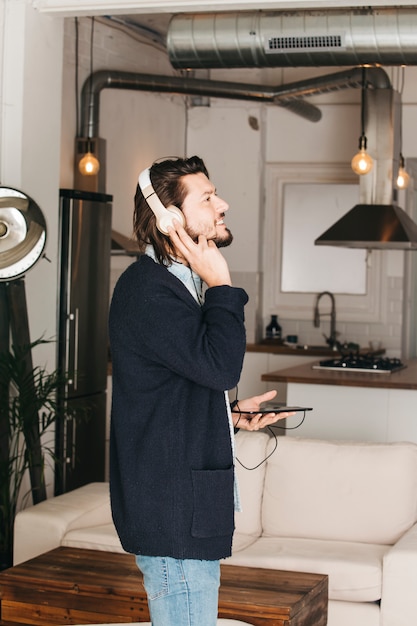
108, 343, 382, 372
247, 342, 338, 356
107, 345, 338, 375
262, 358, 417, 444
262, 359, 417, 390
247, 342, 384, 358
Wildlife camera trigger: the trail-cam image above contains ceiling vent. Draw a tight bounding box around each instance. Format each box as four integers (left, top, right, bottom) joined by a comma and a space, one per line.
167, 8, 417, 69
266, 34, 344, 55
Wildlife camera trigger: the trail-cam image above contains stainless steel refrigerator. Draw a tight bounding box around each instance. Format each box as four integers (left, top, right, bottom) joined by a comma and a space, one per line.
56, 189, 112, 494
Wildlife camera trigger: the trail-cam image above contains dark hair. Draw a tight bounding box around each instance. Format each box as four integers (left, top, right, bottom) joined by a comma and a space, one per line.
133, 156, 209, 265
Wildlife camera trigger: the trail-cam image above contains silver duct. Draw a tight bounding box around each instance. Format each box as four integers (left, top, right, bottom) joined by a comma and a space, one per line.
167, 8, 417, 69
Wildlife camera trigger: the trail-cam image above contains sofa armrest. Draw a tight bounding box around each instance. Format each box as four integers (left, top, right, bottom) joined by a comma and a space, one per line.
382, 521, 417, 626
13, 482, 111, 565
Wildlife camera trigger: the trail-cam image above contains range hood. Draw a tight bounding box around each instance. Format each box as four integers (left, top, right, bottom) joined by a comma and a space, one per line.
315, 204, 417, 250
315, 85, 417, 250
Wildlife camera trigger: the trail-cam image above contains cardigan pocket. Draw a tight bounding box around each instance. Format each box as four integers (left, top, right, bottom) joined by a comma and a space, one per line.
191, 467, 235, 538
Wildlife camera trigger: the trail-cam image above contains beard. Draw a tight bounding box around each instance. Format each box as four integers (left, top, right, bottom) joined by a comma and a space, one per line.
185, 224, 234, 248
214, 228, 233, 248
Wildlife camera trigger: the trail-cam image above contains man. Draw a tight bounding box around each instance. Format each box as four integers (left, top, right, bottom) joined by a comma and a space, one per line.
109, 156, 291, 626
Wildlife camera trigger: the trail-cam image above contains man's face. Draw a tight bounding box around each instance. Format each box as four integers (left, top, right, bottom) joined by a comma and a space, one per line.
180, 172, 233, 247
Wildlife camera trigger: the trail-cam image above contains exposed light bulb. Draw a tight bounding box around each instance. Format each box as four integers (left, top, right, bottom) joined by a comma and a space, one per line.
78, 152, 100, 176
396, 155, 410, 190
397, 167, 410, 190
351, 149, 373, 175
351, 136, 373, 176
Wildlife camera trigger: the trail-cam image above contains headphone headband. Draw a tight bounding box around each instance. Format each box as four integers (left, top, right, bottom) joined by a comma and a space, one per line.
138, 166, 185, 235
138, 168, 153, 199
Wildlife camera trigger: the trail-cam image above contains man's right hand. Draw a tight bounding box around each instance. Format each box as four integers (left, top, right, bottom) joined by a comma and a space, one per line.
168, 220, 232, 288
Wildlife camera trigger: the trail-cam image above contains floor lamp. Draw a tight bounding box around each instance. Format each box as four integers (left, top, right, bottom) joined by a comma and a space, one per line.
0, 187, 47, 504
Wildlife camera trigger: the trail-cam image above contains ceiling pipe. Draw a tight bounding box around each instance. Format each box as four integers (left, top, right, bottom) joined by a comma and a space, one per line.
78, 66, 391, 139
79, 69, 324, 141
75, 68, 327, 191
75, 66, 391, 193
167, 7, 417, 69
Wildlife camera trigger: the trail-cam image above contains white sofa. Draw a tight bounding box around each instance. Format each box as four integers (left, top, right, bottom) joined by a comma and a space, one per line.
14, 432, 417, 626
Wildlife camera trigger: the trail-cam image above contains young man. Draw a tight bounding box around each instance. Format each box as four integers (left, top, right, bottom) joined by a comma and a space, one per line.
108, 156, 291, 626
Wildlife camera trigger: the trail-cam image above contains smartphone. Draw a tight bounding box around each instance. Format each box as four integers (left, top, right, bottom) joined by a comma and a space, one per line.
232, 405, 312, 415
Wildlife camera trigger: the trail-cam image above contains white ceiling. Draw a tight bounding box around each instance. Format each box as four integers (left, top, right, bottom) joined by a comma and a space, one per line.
35, 1, 417, 50
38, 2, 417, 60
35, 0, 417, 19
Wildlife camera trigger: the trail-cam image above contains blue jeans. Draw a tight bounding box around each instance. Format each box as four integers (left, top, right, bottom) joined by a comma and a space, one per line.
136, 555, 220, 626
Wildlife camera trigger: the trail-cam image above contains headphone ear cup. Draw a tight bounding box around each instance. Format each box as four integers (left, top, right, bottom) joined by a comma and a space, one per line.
156, 205, 185, 235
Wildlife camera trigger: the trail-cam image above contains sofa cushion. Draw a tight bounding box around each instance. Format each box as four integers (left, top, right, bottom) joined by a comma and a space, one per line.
231, 533, 258, 553
262, 437, 417, 545
234, 430, 270, 538
327, 600, 380, 626
13, 482, 113, 565
226, 536, 388, 602
62, 524, 124, 553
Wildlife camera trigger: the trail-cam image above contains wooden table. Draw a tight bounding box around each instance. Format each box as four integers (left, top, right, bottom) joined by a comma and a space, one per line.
0, 547, 328, 626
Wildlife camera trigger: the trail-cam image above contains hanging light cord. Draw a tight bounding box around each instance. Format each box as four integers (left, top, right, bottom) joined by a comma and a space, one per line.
396, 66, 410, 189
88, 17, 95, 149
360, 67, 367, 148
75, 18, 80, 138
399, 66, 405, 162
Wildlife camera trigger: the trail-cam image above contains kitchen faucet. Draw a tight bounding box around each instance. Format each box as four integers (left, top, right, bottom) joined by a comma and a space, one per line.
313, 291, 338, 349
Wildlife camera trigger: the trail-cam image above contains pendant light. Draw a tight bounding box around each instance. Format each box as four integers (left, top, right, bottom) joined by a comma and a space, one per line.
351, 68, 373, 176
396, 70, 410, 190
78, 149, 100, 176
397, 154, 410, 189
78, 18, 100, 177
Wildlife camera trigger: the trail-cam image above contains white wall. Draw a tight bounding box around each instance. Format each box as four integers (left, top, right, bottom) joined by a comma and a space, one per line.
0, 0, 64, 500
0, 0, 63, 368
187, 102, 264, 273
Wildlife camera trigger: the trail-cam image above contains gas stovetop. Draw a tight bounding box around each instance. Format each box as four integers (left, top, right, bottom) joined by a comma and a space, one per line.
312, 355, 406, 374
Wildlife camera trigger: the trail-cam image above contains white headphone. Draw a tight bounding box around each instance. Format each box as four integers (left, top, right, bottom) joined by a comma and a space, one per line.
138, 167, 185, 235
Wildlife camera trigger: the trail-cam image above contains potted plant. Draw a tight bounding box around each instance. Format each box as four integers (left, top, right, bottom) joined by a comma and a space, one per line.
0, 337, 81, 571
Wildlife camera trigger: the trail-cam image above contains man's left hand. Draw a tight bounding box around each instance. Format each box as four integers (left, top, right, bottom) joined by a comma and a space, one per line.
232, 389, 295, 431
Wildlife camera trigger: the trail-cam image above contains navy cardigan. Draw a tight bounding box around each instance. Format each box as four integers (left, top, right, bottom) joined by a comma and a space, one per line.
109, 255, 248, 560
